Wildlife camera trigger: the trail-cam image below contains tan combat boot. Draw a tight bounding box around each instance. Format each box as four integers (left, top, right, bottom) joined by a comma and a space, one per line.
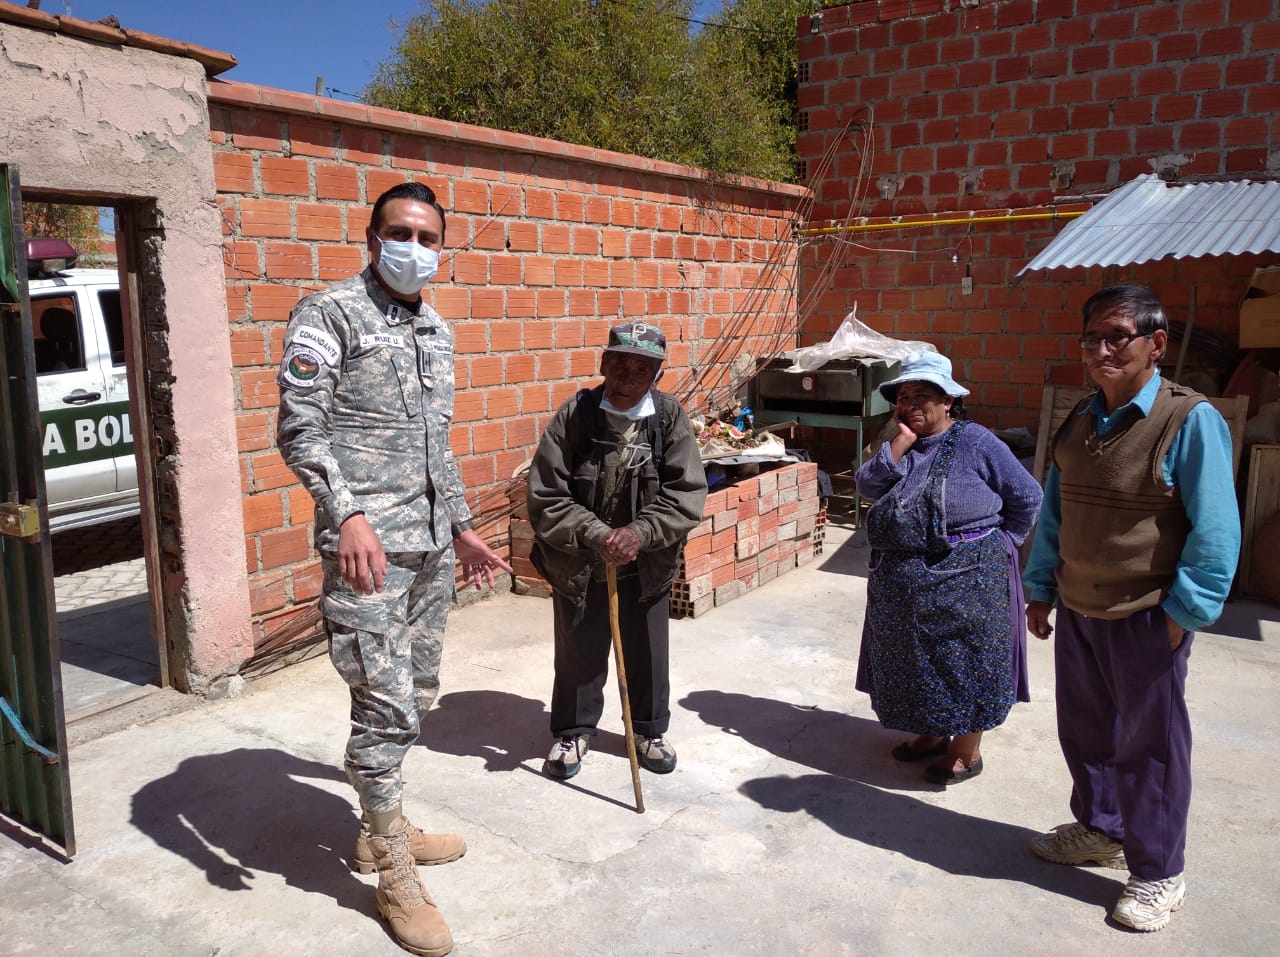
368, 817, 454, 957
353, 813, 466, 874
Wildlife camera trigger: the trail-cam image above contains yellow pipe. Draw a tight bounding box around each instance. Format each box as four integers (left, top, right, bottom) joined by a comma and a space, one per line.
799, 209, 1086, 236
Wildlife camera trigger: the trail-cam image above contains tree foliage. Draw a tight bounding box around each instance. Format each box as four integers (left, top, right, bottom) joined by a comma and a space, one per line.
366, 0, 824, 183
22, 202, 105, 264
687, 0, 820, 181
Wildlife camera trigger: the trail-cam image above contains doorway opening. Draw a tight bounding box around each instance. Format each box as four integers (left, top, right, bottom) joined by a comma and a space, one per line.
23, 196, 165, 720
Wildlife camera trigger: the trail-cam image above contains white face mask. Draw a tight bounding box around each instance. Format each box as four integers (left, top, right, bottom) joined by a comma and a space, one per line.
600, 392, 656, 420
376, 239, 440, 296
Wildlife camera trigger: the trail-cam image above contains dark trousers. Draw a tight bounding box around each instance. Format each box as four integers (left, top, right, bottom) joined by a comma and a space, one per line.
1055, 605, 1193, 879
550, 575, 671, 740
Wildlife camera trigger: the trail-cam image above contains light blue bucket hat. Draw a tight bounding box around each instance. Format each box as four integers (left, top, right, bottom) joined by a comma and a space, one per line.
878, 351, 970, 402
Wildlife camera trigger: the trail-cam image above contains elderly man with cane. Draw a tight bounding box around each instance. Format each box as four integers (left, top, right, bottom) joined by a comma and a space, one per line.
527, 321, 707, 786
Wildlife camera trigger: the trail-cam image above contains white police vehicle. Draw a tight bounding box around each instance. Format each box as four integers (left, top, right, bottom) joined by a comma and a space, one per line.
27, 238, 138, 532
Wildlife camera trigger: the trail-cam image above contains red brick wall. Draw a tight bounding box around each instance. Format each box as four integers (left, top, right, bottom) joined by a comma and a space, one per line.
797, 0, 1278, 432
207, 82, 804, 647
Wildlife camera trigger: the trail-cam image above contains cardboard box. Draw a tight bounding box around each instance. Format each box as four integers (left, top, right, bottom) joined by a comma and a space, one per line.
1240, 265, 1280, 348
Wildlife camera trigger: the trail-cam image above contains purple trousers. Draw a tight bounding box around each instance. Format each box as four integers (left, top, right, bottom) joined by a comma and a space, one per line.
1055, 605, 1192, 880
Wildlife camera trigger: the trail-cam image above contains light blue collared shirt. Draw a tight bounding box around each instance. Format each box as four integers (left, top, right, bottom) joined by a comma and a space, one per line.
1023, 371, 1241, 631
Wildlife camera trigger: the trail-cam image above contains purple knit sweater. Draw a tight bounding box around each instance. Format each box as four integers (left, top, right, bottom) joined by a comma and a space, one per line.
855, 423, 1043, 545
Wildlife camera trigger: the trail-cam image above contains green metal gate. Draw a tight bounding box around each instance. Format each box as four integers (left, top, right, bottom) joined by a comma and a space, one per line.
0, 163, 75, 858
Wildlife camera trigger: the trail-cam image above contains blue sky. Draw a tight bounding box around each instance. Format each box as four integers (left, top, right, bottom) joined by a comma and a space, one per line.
59, 1, 724, 99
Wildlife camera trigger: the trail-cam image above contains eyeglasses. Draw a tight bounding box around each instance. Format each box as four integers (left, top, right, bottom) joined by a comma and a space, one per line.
1078, 332, 1151, 352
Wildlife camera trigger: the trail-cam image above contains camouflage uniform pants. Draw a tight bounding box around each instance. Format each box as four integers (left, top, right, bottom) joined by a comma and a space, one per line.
322, 548, 454, 814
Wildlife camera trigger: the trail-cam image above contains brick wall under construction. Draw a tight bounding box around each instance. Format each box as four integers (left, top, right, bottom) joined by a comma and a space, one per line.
205, 81, 804, 652
507, 460, 826, 617
795, 0, 1278, 434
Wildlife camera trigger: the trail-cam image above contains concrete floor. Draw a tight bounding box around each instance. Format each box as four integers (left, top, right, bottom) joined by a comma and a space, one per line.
55, 587, 155, 719
4, 522, 1280, 956
51, 516, 159, 719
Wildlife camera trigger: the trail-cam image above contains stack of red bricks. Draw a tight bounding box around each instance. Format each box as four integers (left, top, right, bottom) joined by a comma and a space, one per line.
507, 478, 552, 599
507, 459, 826, 616
670, 460, 825, 619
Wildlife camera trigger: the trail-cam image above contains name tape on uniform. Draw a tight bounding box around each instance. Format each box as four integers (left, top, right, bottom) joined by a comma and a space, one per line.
360, 333, 408, 350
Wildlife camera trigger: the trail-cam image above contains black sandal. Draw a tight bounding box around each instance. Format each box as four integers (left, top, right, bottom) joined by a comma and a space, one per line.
924, 756, 984, 785
891, 736, 951, 762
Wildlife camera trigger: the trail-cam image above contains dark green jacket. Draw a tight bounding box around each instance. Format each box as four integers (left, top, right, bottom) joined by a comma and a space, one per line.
527, 385, 707, 602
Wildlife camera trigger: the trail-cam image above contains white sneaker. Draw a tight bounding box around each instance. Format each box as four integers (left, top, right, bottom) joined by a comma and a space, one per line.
1112, 873, 1186, 932
1030, 821, 1127, 869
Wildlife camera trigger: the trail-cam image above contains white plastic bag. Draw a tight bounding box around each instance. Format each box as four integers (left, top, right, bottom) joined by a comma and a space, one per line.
786, 303, 937, 372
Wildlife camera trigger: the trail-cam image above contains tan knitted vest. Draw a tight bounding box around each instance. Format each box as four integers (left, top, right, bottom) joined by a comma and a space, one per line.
1052, 379, 1204, 619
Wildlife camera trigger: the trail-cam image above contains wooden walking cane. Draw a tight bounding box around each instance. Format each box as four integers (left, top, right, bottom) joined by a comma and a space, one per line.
607, 563, 645, 814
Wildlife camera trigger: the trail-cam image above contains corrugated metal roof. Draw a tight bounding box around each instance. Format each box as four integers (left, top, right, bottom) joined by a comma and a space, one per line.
1018, 174, 1280, 275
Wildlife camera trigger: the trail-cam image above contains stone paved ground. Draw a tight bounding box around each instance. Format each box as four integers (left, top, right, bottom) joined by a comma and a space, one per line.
49, 516, 154, 713
54, 556, 148, 611
51, 514, 146, 600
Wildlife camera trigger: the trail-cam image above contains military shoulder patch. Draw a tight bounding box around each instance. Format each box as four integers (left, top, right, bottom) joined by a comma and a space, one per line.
279, 343, 329, 392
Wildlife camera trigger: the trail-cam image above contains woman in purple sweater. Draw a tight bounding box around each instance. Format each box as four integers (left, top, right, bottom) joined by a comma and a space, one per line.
855, 352, 1043, 785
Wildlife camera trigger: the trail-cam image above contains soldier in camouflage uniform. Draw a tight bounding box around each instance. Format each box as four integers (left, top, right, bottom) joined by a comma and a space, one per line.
277, 182, 510, 957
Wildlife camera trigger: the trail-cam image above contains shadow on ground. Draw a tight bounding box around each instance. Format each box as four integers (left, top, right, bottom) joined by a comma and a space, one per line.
417, 689, 550, 771
52, 515, 143, 575
742, 771, 1119, 912
417, 688, 650, 771
683, 688, 1120, 911
813, 531, 870, 579
417, 690, 645, 811
131, 749, 369, 915
1208, 596, 1280, 642
57, 595, 155, 683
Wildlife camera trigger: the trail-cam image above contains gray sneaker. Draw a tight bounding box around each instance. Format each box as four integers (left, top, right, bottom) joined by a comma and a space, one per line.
637, 735, 677, 774
543, 734, 590, 779
1112, 874, 1186, 932
1030, 821, 1127, 869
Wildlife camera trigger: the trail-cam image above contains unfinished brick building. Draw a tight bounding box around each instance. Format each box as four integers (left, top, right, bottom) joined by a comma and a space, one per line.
794, 0, 1278, 442
6, 0, 1277, 688
208, 83, 805, 658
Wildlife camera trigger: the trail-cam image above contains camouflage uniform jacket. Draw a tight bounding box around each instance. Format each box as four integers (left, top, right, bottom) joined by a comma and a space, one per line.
276, 267, 470, 553
527, 385, 707, 602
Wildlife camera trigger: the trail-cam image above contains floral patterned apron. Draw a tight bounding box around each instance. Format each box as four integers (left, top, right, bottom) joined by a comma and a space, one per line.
858, 422, 1015, 735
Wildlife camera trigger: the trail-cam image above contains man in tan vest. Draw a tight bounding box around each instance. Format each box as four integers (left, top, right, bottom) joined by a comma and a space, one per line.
1023, 283, 1239, 932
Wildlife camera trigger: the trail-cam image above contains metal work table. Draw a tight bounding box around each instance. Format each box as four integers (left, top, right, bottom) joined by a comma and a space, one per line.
748, 355, 900, 515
